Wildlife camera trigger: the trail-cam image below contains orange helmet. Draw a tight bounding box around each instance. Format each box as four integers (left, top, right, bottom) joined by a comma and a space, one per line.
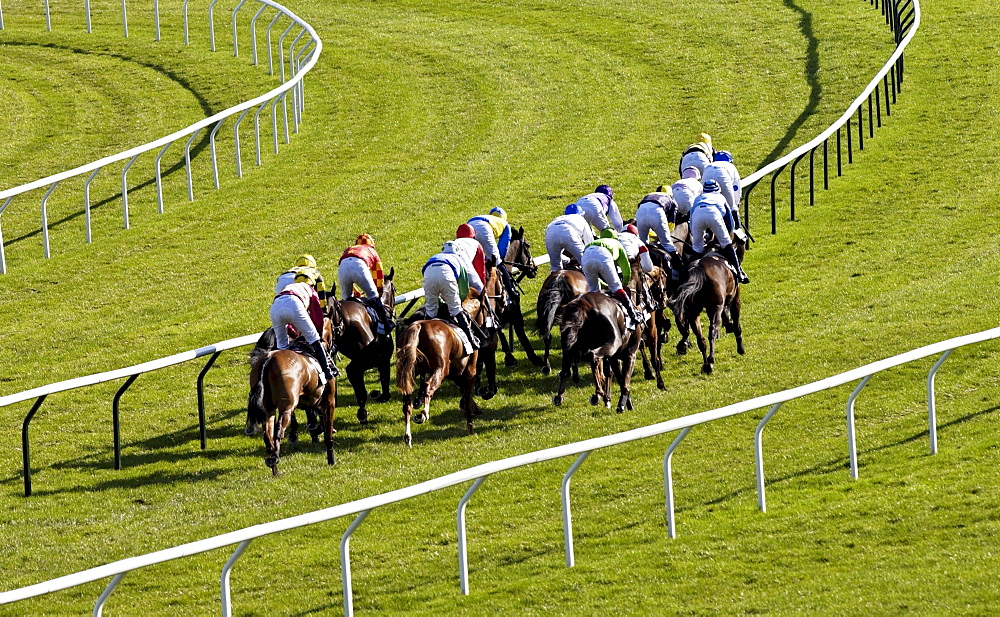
355, 233, 375, 247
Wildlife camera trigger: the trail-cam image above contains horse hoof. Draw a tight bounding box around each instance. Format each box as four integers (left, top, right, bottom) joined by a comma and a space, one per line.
644, 370, 654, 380
264, 455, 279, 468
657, 382, 666, 391
702, 364, 714, 375
357, 409, 369, 425
404, 435, 412, 448
244, 425, 256, 437
553, 394, 563, 406
478, 388, 496, 401
676, 344, 687, 356
737, 344, 746, 355
504, 355, 518, 368
590, 394, 599, 406
616, 406, 625, 414
541, 365, 550, 376
604, 400, 611, 409
289, 431, 299, 444
271, 466, 280, 477
626, 398, 634, 411
414, 412, 427, 425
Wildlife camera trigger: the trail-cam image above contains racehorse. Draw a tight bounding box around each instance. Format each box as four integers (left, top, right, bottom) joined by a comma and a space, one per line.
492, 226, 543, 368
333, 268, 397, 424
534, 268, 588, 375
552, 291, 643, 413
670, 254, 745, 375
631, 262, 668, 391
396, 295, 483, 447
247, 319, 337, 475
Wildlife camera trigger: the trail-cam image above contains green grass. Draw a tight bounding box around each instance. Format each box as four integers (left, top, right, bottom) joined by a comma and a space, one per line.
1, 0, 999, 614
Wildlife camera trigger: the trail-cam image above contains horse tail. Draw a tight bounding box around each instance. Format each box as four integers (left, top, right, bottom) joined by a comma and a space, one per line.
396, 323, 424, 395
536, 274, 572, 339
670, 265, 707, 328
247, 353, 272, 426
560, 298, 588, 352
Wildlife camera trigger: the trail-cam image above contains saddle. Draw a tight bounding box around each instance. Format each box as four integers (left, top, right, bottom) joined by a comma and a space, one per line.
345, 297, 391, 335
285, 340, 333, 385
438, 319, 476, 356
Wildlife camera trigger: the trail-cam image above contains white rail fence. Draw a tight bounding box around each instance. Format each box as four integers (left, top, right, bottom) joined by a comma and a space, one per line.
0, 0, 322, 274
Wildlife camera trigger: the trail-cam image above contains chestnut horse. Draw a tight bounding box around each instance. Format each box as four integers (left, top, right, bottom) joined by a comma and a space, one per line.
552, 291, 643, 413
396, 296, 483, 447
534, 268, 588, 375
247, 319, 336, 475
334, 268, 397, 424
670, 254, 745, 374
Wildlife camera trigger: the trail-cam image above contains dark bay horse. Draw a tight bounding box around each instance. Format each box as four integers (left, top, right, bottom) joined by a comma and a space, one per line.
552, 291, 643, 413
670, 254, 745, 375
631, 262, 668, 391
493, 226, 543, 368
247, 319, 336, 475
334, 268, 396, 425
535, 268, 588, 375
396, 296, 483, 447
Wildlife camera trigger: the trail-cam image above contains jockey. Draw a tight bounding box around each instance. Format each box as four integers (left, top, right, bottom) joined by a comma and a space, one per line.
575, 184, 626, 233
270, 278, 336, 380
275, 254, 328, 309
422, 248, 485, 348
701, 150, 745, 233
338, 233, 394, 334
634, 189, 680, 265
544, 202, 595, 271
677, 133, 715, 177
581, 228, 639, 326
443, 223, 487, 284
689, 179, 750, 284
671, 166, 704, 224
468, 206, 516, 299
619, 224, 656, 275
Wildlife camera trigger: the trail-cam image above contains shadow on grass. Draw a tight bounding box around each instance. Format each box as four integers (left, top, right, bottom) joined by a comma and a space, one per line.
693, 403, 1000, 510
1, 41, 228, 248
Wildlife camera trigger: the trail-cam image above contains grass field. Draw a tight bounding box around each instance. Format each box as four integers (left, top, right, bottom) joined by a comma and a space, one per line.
1, 0, 999, 614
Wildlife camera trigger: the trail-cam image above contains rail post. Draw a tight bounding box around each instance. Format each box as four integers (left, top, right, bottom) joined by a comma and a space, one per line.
112, 375, 140, 471
121, 153, 141, 229
808, 147, 815, 205
250, 4, 269, 65
221, 540, 252, 617
0, 197, 12, 274
120, 0, 128, 37
458, 476, 487, 595
208, 0, 221, 51
83, 167, 101, 243
154, 141, 173, 214
21, 395, 47, 497
341, 509, 371, 617
183, 0, 190, 45
265, 12, 283, 76
253, 100, 271, 165
93, 573, 125, 617
846, 375, 872, 479
754, 403, 784, 512
234, 107, 253, 178
197, 351, 222, 450
789, 153, 807, 221
210, 118, 227, 189
84, 0, 91, 32
40, 182, 59, 259
769, 165, 787, 234
231, 0, 249, 57
561, 452, 590, 567
184, 128, 202, 201
153, 0, 160, 40
926, 350, 953, 455
664, 427, 692, 538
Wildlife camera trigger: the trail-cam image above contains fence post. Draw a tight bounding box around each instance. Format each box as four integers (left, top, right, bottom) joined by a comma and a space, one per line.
183, 0, 190, 45
250, 4, 269, 65
754, 403, 783, 512
789, 153, 806, 221
0, 197, 12, 274
561, 452, 590, 567
769, 165, 786, 235
121, 153, 141, 229
208, 0, 221, 51
340, 510, 371, 617
120, 0, 128, 37
265, 12, 283, 76
84, 0, 91, 32
184, 129, 202, 201
253, 100, 271, 165
44, 0, 50, 30
808, 147, 815, 205
846, 375, 872, 479
231, 0, 249, 56
197, 351, 221, 450
234, 107, 253, 178
93, 573, 126, 617
458, 476, 487, 595
663, 427, 692, 538
112, 375, 139, 471
220, 540, 252, 617
84, 167, 101, 243
926, 350, 953, 455
210, 118, 227, 189
21, 395, 47, 497
41, 182, 59, 259
153, 0, 160, 40
154, 142, 173, 214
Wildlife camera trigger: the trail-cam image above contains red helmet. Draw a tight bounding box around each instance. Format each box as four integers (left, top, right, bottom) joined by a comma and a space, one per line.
456, 223, 476, 239
625, 224, 640, 236
355, 233, 375, 246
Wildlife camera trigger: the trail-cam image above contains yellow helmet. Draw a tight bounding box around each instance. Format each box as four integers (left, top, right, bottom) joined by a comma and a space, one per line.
294, 254, 317, 269
698, 133, 713, 148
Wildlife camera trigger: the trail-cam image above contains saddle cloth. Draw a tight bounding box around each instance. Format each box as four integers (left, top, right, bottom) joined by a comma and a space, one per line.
441, 320, 475, 356
286, 341, 330, 385
345, 298, 390, 335
702, 251, 739, 279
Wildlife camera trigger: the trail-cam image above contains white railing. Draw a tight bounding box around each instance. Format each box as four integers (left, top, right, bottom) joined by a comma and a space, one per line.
2, 322, 995, 615
0, 0, 322, 274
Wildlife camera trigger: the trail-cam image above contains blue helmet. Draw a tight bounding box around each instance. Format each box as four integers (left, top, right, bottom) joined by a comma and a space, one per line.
564, 203, 583, 216
595, 184, 613, 199
703, 179, 721, 193
489, 206, 508, 221
713, 150, 733, 163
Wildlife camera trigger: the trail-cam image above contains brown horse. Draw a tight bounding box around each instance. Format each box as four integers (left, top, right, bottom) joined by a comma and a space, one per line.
670, 254, 745, 374
493, 226, 543, 368
396, 296, 483, 447
247, 319, 336, 475
534, 268, 588, 375
552, 291, 643, 413
631, 262, 668, 390
333, 268, 397, 425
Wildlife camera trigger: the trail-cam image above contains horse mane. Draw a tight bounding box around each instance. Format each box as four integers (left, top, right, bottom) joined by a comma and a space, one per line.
670, 264, 707, 328
536, 273, 575, 337
396, 323, 426, 395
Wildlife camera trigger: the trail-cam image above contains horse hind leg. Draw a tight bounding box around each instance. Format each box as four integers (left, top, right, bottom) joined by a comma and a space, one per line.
730, 294, 746, 355
347, 362, 369, 425
703, 306, 724, 375
262, 414, 281, 475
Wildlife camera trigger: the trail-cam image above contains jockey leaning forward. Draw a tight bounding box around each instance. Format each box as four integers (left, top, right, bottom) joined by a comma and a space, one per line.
270, 277, 336, 380
338, 233, 395, 334
422, 241, 485, 349
700, 150, 746, 239
444, 224, 487, 284
689, 179, 750, 285
677, 133, 715, 177
544, 202, 595, 271
468, 206, 517, 300
581, 228, 640, 327
574, 184, 626, 233
671, 166, 704, 225
275, 254, 329, 310
634, 189, 681, 279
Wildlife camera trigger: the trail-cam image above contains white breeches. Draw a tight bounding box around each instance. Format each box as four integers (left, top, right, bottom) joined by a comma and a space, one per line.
422, 263, 462, 318
582, 245, 624, 294
635, 203, 676, 252
577, 195, 612, 232
690, 206, 732, 254
338, 257, 378, 300
680, 151, 710, 176
469, 219, 502, 263
545, 221, 589, 271
270, 294, 320, 348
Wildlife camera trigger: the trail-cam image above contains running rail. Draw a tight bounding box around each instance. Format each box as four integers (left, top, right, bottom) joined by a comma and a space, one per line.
0, 0, 322, 274
3, 325, 995, 614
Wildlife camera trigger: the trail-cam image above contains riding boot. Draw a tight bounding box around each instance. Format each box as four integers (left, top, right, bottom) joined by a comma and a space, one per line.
367, 297, 395, 335
309, 340, 337, 380
453, 310, 481, 350
497, 262, 519, 303
721, 244, 750, 284
612, 288, 640, 329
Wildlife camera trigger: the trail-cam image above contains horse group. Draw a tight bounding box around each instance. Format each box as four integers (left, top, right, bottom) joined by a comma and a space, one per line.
245, 221, 744, 474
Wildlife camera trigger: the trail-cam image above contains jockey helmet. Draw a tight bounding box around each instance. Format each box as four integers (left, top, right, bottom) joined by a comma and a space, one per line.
713, 150, 734, 163
294, 272, 316, 287
355, 233, 375, 247
595, 184, 613, 199
698, 133, 713, 147
564, 202, 583, 216
599, 228, 617, 240
682, 166, 701, 180
456, 223, 476, 239
294, 254, 316, 269
625, 223, 639, 236
703, 179, 721, 193
489, 206, 508, 221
